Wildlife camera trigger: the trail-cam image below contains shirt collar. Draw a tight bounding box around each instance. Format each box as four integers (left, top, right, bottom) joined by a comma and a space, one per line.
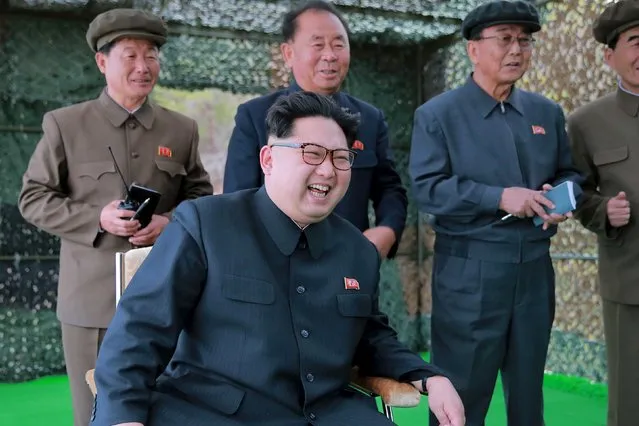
254, 186, 328, 259
616, 81, 639, 117
98, 88, 155, 129
287, 80, 351, 110
463, 74, 525, 118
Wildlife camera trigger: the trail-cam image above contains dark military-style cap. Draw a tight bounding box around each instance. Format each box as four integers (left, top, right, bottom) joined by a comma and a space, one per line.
593, 0, 639, 46
461, 0, 541, 40
86, 8, 168, 53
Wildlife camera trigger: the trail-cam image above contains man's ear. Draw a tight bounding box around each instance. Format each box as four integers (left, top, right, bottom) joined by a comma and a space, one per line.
467, 40, 479, 66
604, 46, 615, 70
260, 145, 274, 175
281, 42, 294, 68
95, 52, 107, 74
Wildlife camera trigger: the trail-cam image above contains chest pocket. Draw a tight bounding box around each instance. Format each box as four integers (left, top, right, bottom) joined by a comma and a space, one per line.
351, 147, 378, 169
337, 294, 372, 317
222, 276, 275, 305
155, 159, 187, 177
76, 161, 116, 180
593, 146, 628, 167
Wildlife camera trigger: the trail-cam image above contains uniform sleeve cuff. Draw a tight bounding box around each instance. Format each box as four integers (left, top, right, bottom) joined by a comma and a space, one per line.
480, 186, 504, 214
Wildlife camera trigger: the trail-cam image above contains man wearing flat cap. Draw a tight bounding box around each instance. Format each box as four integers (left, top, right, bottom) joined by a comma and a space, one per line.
19, 8, 212, 426
568, 1, 639, 424
410, 1, 583, 425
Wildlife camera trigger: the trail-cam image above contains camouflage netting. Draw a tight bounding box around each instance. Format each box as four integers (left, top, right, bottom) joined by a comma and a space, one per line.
0, 0, 472, 381
0, 0, 614, 384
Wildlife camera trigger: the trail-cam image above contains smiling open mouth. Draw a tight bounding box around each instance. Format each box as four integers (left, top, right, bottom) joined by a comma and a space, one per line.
319, 69, 338, 77
308, 184, 331, 198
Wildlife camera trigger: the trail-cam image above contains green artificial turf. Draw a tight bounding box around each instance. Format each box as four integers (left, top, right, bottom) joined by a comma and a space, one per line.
0, 373, 607, 426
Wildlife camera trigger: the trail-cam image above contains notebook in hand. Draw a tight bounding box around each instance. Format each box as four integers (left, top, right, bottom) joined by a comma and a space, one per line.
532, 181, 578, 226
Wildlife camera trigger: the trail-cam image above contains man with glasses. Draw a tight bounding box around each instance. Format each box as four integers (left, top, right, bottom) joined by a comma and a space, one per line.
409, 1, 583, 425
568, 2, 639, 424
269, 141, 357, 171
224, 0, 407, 259
91, 91, 465, 426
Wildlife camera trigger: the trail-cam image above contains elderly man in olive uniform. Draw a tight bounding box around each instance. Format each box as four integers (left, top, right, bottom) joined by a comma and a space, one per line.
568, 2, 639, 425
409, 1, 583, 425
19, 9, 212, 426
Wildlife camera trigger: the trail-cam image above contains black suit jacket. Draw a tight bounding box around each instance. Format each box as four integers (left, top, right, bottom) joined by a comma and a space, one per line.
223, 82, 408, 257
92, 188, 439, 426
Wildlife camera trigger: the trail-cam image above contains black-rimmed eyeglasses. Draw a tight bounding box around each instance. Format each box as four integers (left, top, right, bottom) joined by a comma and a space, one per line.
270, 142, 357, 171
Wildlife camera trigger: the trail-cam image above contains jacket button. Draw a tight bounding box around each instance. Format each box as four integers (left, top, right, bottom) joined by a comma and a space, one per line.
301, 329, 309, 338
296, 286, 305, 294
306, 373, 314, 382
131, 152, 139, 158
128, 121, 137, 129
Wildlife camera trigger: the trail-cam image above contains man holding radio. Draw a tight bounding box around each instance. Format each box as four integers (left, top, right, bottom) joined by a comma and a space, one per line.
18, 9, 212, 426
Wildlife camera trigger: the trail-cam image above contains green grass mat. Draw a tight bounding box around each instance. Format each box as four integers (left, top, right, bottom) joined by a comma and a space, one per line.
390, 373, 606, 426
0, 371, 607, 426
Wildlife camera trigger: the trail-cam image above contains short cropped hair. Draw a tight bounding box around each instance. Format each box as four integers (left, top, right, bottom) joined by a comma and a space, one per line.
281, 0, 350, 42
266, 91, 360, 148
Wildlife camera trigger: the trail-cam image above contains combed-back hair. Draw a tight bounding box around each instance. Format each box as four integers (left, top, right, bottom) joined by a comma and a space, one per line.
281, 0, 350, 41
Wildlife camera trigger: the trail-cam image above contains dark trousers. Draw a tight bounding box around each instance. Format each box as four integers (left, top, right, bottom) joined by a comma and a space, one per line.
144, 386, 393, 426
429, 253, 555, 426
602, 299, 639, 426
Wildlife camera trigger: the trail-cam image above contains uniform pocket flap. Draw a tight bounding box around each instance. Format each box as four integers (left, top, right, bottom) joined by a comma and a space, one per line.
222, 276, 275, 304
593, 146, 628, 166
161, 372, 246, 415
76, 161, 115, 179
337, 294, 372, 317
155, 159, 187, 177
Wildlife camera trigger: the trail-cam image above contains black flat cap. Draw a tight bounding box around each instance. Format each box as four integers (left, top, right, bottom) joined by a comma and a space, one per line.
461, 0, 541, 40
86, 8, 168, 53
593, 0, 639, 46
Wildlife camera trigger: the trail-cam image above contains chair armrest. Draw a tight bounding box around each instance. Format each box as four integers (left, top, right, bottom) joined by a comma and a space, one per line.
86, 369, 97, 396
351, 375, 421, 407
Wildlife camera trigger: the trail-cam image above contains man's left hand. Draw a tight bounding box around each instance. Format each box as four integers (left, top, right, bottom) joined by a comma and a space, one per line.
540, 184, 572, 230
412, 376, 465, 426
362, 226, 396, 258
129, 214, 170, 246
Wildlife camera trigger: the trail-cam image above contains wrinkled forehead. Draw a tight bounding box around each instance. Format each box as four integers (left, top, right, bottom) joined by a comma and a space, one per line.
294, 10, 348, 40
616, 25, 639, 44
112, 37, 159, 51
480, 23, 532, 36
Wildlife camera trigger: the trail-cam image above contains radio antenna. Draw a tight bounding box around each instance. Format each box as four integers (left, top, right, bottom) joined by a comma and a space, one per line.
107, 146, 132, 199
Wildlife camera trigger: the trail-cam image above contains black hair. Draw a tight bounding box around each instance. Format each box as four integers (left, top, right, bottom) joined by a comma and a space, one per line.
608, 36, 619, 49
98, 41, 115, 55
281, 0, 350, 41
266, 91, 360, 147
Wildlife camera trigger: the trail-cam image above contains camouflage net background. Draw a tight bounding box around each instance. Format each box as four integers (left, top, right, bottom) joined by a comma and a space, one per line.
0, 0, 614, 383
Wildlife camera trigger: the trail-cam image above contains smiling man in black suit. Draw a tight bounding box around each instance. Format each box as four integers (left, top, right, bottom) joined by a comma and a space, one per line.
91, 91, 464, 426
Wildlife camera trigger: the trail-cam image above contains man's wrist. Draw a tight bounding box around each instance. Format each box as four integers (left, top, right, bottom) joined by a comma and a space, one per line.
421, 376, 429, 395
